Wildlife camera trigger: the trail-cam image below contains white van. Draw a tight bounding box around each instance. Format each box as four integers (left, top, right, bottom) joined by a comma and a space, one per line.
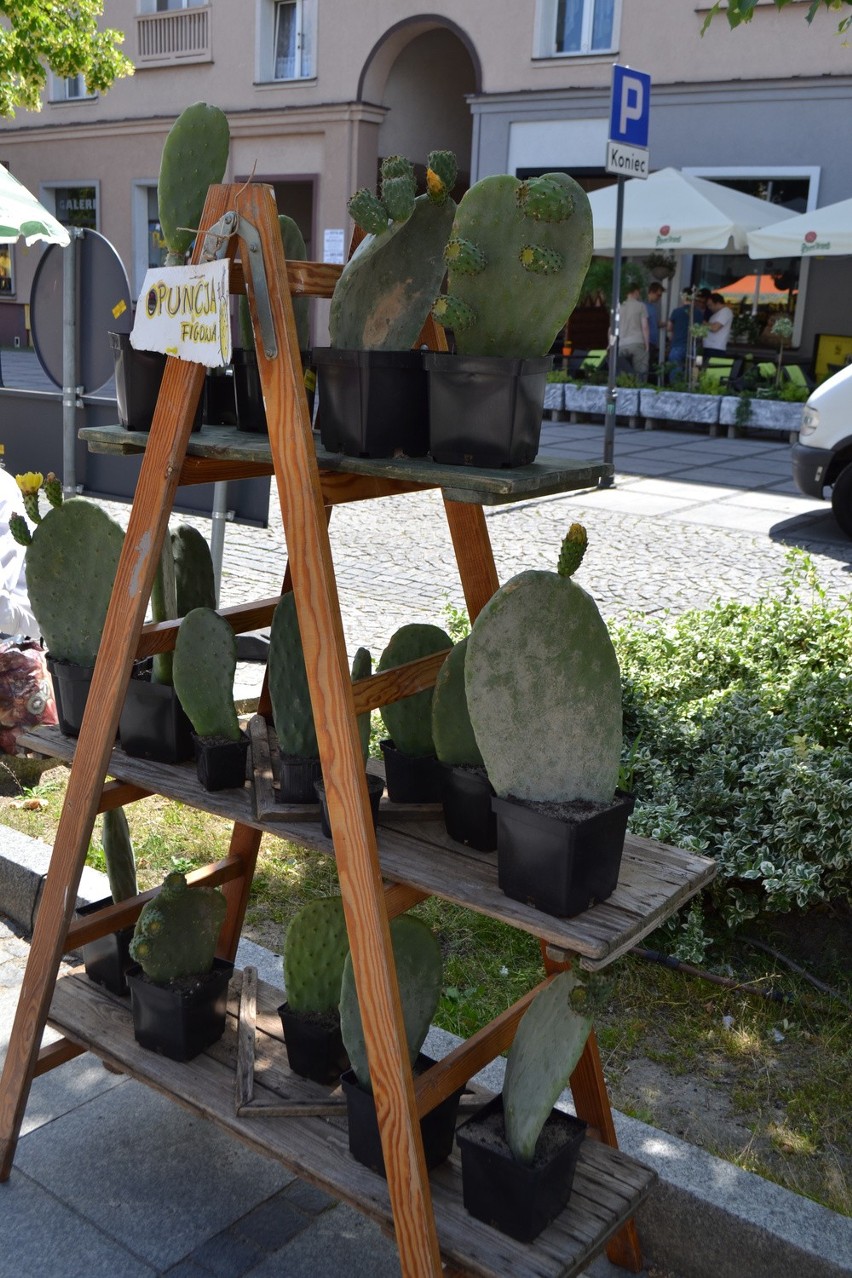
792, 362, 852, 536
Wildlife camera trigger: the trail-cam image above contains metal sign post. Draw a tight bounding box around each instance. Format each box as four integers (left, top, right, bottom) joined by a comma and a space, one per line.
601, 64, 651, 488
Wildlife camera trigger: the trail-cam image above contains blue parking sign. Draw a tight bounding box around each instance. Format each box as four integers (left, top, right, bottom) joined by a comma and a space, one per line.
609, 65, 651, 148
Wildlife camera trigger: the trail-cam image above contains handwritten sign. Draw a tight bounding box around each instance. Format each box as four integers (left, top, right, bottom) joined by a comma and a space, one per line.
131, 259, 231, 367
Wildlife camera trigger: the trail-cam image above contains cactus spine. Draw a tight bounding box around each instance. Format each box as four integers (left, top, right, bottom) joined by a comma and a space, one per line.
432, 172, 593, 358
329, 151, 458, 351
173, 607, 240, 741
377, 623, 453, 758
464, 523, 622, 804
339, 914, 442, 1091
157, 102, 230, 266
101, 807, 138, 904
129, 872, 226, 983
283, 897, 350, 1014
431, 638, 483, 767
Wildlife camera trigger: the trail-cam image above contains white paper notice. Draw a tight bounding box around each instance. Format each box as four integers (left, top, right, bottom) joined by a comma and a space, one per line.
323, 228, 345, 264
130, 259, 232, 367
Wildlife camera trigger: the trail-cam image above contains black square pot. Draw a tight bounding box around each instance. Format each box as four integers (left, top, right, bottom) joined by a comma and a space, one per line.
46, 656, 94, 737
314, 348, 429, 458
203, 367, 238, 426
278, 1002, 349, 1085
126, 957, 234, 1062
277, 755, 323, 804
233, 348, 315, 434
379, 740, 442, 804
119, 663, 194, 764
340, 1054, 464, 1178
76, 896, 134, 997
424, 352, 551, 467
109, 331, 201, 433
193, 730, 249, 792
455, 1094, 586, 1243
439, 763, 497, 852
315, 774, 383, 839
493, 789, 635, 918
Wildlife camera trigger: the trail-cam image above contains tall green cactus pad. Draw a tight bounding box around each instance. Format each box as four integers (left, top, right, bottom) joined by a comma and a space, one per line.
239, 214, 310, 352
339, 914, 442, 1091
431, 638, 483, 767
329, 151, 458, 351
129, 872, 226, 983
378, 623, 453, 758
158, 102, 230, 266
502, 970, 592, 1164
464, 526, 622, 804
101, 807, 137, 905
150, 523, 217, 685
173, 608, 240, 741
267, 593, 319, 760
432, 172, 593, 358
283, 897, 350, 1014
351, 646, 372, 763
25, 498, 124, 668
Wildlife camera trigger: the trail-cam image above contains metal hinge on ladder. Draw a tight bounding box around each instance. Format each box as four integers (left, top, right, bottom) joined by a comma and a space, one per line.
201, 210, 278, 360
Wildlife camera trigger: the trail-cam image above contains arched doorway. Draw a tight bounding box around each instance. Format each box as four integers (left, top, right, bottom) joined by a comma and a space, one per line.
359, 19, 480, 194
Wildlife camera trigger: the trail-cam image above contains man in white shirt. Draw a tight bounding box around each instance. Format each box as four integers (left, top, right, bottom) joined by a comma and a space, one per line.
0, 467, 37, 637
617, 284, 650, 379
704, 293, 734, 357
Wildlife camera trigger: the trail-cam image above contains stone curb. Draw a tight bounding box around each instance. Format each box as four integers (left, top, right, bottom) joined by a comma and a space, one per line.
1, 827, 850, 1278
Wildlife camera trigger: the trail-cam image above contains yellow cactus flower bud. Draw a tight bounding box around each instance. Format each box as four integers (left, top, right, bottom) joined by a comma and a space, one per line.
16, 471, 43, 495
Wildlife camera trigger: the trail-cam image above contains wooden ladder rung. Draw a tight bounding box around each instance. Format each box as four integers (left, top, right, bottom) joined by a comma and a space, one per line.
35, 1038, 85, 1077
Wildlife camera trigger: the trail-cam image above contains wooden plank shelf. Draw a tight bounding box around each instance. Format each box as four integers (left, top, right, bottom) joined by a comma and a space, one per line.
47, 966, 657, 1278
20, 725, 716, 970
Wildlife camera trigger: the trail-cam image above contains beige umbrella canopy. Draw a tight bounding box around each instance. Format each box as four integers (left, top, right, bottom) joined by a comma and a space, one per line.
748, 197, 852, 259
0, 166, 70, 246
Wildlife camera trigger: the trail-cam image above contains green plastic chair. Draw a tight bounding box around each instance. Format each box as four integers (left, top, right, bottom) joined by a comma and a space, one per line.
580, 349, 607, 371
784, 364, 812, 391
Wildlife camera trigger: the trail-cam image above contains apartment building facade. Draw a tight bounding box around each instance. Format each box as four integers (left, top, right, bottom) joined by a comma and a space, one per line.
0, 0, 849, 355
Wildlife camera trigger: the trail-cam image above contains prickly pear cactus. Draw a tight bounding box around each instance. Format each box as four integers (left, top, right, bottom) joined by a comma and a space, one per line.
101, 807, 138, 904
329, 151, 458, 351
173, 608, 240, 741
431, 638, 483, 767
432, 171, 593, 358
158, 102, 230, 266
239, 214, 310, 353
377, 623, 453, 758
503, 970, 592, 1164
464, 523, 622, 804
283, 897, 350, 1014
339, 914, 442, 1091
24, 498, 125, 668
129, 872, 226, 983
351, 646, 372, 764
267, 593, 319, 760
151, 524, 217, 685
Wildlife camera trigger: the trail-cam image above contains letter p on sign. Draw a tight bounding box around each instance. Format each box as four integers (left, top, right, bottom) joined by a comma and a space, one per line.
609, 65, 651, 149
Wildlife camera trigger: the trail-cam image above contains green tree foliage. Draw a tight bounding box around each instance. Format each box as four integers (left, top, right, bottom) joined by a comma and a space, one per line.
0, 2, 133, 117
702, 0, 852, 35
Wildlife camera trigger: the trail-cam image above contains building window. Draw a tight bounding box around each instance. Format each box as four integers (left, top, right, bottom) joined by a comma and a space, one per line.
49, 185, 98, 230
258, 0, 315, 82
50, 73, 97, 102
536, 0, 619, 57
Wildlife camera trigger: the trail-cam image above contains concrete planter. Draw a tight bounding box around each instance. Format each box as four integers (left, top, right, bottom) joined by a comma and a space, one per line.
564, 384, 639, 422
719, 396, 804, 439
640, 389, 720, 430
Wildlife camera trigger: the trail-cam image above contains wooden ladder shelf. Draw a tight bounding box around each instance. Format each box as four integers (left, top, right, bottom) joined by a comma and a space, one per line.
0, 183, 716, 1278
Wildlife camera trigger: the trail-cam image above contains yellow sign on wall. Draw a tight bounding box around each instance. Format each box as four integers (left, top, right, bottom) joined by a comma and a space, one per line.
131, 259, 231, 368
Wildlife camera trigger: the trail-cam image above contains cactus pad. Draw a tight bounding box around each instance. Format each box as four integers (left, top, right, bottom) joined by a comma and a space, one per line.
268, 593, 319, 759
129, 872, 226, 983
378, 623, 453, 758
101, 807, 137, 905
283, 897, 350, 1014
380, 155, 416, 223
431, 638, 483, 767
173, 607, 240, 741
158, 102, 230, 265
351, 646, 373, 763
425, 150, 458, 205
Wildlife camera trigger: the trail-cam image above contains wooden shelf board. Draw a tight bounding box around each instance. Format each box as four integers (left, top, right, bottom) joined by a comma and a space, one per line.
48, 967, 656, 1278
20, 727, 716, 969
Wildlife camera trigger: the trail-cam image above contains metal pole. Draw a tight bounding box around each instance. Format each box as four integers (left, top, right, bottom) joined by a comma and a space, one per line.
62, 228, 82, 497
601, 175, 625, 488
209, 480, 230, 605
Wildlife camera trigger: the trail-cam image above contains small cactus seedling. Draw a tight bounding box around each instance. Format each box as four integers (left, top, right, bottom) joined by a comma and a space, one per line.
157, 102, 230, 266
431, 637, 483, 768
100, 807, 138, 904
432, 172, 593, 358
502, 970, 592, 1164
283, 897, 350, 1014
129, 871, 226, 983
339, 914, 442, 1091
377, 623, 453, 758
329, 151, 458, 351
464, 523, 622, 804
172, 607, 240, 741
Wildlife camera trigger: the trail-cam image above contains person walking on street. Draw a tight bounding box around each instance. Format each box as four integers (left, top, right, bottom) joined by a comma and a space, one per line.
704, 292, 734, 359
617, 283, 649, 380
646, 281, 665, 376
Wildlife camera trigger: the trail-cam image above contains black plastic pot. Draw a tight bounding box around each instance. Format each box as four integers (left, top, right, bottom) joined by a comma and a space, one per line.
278, 1002, 349, 1084
119, 663, 194, 764
455, 1094, 587, 1242
439, 763, 497, 852
203, 367, 238, 426
277, 754, 323, 804
315, 774, 383, 839
493, 789, 635, 918
77, 896, 134, 997
109, 331, 201, 433
46, 656, 94, 737
193, 730, 249, 792
314, 348, 429, 458
126, 957, 234, 1062
340, 1054, 464, 1177
379, 740, 442, 804
233, 348, 315, 434
424, 352, 551, 467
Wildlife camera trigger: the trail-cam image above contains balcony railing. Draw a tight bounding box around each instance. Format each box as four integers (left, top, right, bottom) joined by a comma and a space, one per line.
136, 6, 211, 66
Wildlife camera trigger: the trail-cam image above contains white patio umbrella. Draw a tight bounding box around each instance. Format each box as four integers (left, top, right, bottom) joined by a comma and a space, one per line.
748, 197, 852, 259
586, 167, 796, 253
0, 166, 70, 246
